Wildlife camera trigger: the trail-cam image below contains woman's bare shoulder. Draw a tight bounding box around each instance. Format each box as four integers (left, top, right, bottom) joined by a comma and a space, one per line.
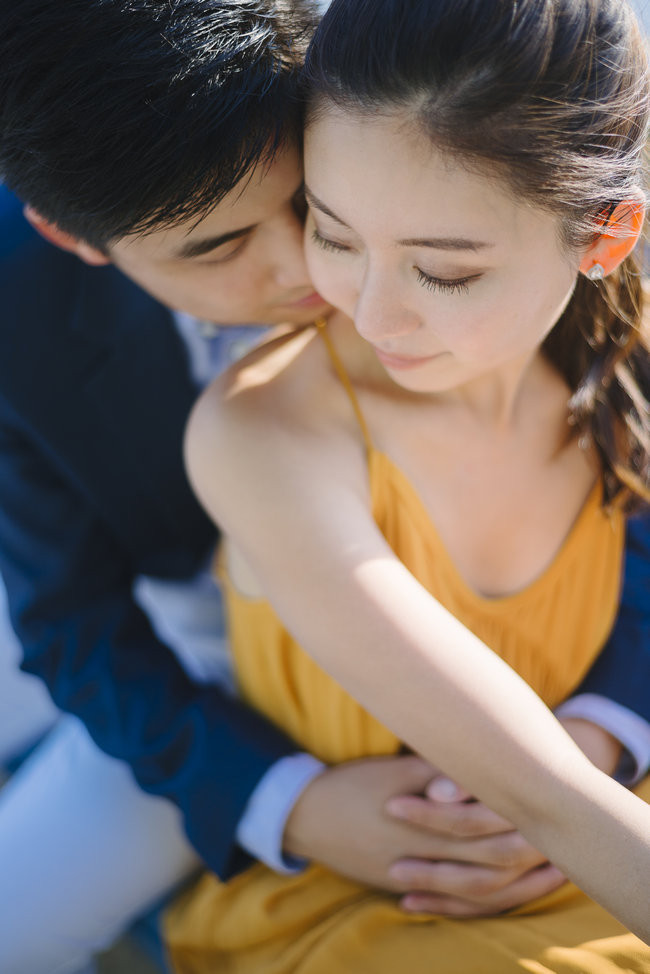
184, 323, 336, 513
197, 325, 325, 430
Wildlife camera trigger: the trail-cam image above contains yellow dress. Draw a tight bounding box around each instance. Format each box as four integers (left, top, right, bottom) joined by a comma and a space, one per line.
165, 324, 650, 973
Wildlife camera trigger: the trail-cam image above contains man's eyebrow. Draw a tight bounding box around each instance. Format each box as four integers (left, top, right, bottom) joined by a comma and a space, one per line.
174, 225, 255, 260
304, 185, 492, 252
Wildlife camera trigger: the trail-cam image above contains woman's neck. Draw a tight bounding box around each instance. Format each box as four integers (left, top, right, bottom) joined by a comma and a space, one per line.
323, 310, 567, 436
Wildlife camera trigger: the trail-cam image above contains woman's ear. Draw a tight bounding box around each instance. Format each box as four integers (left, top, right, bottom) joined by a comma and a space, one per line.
23, 205, 111, 266
580, 194, 646, 280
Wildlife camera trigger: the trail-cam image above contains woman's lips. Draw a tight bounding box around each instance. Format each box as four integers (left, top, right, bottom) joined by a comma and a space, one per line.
373, 348, 444, 370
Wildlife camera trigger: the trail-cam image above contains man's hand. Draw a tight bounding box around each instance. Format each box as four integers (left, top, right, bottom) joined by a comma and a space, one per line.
383, 774, 564, 915
283, 720, 621, 916
384, 718, 621, 916
282, 754, 561, 911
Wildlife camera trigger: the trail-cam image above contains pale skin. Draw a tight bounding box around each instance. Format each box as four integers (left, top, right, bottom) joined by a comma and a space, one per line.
28, 142, 627, 917
185, 110, 650, 940
285, 718, 620, 917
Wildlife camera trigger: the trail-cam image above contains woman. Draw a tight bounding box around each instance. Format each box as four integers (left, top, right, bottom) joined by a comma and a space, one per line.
166, 0, 650, 967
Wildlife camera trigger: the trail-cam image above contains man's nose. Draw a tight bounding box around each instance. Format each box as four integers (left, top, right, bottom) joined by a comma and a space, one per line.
272, 209, 312, 288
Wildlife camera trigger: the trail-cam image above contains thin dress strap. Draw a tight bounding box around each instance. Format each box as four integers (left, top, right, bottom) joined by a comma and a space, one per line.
315, 318, 374, 455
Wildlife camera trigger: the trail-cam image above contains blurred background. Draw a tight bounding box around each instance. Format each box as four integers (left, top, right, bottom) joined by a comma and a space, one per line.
0, 2, 648, 973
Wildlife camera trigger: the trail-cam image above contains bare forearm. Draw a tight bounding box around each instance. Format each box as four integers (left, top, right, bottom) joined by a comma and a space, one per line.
270, 559, 650, 940
186, 403, 650, 938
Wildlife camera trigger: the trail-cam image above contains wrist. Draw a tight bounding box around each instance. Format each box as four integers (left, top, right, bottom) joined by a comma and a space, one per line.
282, 771, 326, 861
237, 753, 325, 873
559, 717, 622, 777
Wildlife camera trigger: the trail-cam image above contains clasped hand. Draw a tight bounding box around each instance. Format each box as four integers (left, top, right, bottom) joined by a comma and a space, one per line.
284, 754, 564, 916
283, 719, 621, 917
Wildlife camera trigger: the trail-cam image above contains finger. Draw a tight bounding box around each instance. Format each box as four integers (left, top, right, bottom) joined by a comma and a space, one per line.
389, 828, 548, 873
389, 859, 518, 896
400, 892, 486, 916
398, 863, 566, 915
390, 754, 442, 789
491, 863, 567, 911
388, 857, 549, 898
385, 795, 514, 838
425, 776, 473, 803
459, 830, 548, 871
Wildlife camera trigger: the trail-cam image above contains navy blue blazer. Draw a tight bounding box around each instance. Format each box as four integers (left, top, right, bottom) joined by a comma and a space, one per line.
0, 187, 648, 882
0, 187, 298, 879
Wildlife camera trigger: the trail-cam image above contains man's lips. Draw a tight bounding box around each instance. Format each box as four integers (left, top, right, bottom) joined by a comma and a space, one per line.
283, 290, 329, 309
373, 347, 444, 370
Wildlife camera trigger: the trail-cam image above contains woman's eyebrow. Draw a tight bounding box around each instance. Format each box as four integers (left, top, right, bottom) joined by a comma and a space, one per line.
305, 185, 492, 252
397, 236, 492, 251
304, 186, 348, 226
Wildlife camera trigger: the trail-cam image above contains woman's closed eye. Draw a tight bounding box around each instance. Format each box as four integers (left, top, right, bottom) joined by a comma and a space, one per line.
310, 227, 352, 254
311, 224, 482, 294
415, 268, 481, 294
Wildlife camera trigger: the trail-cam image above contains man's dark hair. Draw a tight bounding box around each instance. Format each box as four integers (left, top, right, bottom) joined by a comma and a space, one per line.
0, 0, 316, 247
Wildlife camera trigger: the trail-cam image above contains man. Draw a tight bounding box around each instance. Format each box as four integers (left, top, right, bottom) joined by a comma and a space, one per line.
0, 2, 648, 972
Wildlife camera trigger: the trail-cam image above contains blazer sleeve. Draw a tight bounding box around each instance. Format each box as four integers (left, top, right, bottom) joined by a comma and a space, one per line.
0, 411, 298, 880
571, 513, 650, 717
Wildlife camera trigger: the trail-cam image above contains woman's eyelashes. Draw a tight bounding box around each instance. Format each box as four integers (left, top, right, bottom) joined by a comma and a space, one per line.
311, 227, 481, 294
310, 227, 351, 254
415, 268, 477, 294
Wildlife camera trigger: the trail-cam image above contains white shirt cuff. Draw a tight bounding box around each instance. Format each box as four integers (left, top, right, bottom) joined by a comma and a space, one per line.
556, 693, 650, 784
236, 753, 326, 874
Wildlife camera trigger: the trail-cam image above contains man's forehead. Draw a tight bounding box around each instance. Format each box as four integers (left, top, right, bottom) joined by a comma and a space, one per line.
114, 201, 249, 260
117, 148, 304, 261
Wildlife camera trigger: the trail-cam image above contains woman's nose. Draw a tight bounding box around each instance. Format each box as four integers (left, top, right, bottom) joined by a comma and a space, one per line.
354, 271, 420, 345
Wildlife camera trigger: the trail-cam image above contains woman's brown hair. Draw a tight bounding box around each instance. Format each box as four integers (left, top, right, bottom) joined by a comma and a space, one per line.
305, 0, 650, 511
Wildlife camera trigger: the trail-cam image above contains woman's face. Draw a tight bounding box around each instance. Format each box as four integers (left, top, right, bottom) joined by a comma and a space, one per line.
304, 106, 580, 394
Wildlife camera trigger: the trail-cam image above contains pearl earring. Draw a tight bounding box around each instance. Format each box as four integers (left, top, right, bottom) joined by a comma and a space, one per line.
586, 263, 605, 282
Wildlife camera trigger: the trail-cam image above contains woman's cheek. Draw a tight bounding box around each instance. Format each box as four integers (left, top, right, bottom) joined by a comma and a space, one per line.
440, 293, 509, 360
304, 249, 349, 314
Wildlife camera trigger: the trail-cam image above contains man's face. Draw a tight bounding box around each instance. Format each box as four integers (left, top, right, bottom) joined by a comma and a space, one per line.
107, 146, 330, 325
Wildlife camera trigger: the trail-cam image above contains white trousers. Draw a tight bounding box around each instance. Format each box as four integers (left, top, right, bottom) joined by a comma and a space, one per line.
0, 572, 232, 974
0, 716, 199, 974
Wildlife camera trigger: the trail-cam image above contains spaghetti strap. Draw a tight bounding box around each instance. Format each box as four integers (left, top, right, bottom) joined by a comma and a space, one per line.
315, 317, 374, 454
